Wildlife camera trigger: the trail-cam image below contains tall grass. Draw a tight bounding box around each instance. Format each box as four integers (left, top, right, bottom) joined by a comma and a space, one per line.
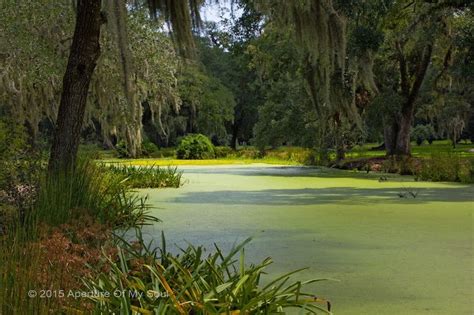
0, 158, 158, 314
33, 159, 157, 228
105, 164, 183, 188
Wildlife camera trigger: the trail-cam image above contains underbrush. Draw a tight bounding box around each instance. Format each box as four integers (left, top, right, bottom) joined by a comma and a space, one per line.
332, 154, 474, 183
0, 156, 158, 313
378, 154, 474, 183
415, 154, 474, 183
104, 164, 183, 188
216, 146, 314, 165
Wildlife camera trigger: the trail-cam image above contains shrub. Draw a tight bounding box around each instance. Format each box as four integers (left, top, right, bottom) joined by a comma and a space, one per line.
381, 156, 418, 175
415, 154, 473, 183
411, 124, 435, 146
116, 140, 159, 158
214, 146, 234, 158
105, 164, 183, 188
234, 147, 262, 159
176, 134, 215, 159
84, 233, 332, 314
141, 140, 159, 157
115, 140, 129, 158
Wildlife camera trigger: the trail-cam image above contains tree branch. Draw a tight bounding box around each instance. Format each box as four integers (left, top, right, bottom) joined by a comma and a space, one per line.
396, 41, 410, 97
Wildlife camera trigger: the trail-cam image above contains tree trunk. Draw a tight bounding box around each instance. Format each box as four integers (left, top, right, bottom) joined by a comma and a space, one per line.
394, 107, 414, 155
390, 43, 433, 157
336, 146, 345, 161
230, 122, 239, 150
48, 0, 102, 174
383, 119, 399, 156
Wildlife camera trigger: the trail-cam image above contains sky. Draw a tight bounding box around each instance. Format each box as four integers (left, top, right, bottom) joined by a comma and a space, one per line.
200, 1, 243, 23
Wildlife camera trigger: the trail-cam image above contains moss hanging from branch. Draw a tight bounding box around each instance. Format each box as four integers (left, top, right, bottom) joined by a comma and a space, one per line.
147, 0, 204, 57
1, 1, 181, 156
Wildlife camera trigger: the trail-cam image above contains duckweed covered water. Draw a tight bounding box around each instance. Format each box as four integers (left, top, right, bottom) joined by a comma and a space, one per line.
140, 165, 473, 315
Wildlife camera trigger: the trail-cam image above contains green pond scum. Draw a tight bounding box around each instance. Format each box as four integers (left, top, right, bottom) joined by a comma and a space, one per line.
139, 165, 473, 315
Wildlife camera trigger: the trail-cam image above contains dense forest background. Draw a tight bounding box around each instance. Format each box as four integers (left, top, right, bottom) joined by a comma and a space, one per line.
1, 0, 473, 160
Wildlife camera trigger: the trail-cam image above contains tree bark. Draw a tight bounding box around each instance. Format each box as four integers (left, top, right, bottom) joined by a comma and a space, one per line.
230, 121, 240, 150
48, 0, 102, 174
383, 120, 399, 156
390, 43, 433, 156
394, 111, 413, 155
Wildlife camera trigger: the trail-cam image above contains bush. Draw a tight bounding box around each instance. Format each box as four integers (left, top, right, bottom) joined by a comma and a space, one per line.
141, 140, 159, 157
116, 140, 160, 158
105, 164, 183, 188
415, 154, 473, 183
411, 124, 436, 146
115, 140, 129, 158
176, 134, 215, 159
234, 147, 263, 159
214, 146, 234, 158
380, 156, 418, 175
84, 233, 332, 314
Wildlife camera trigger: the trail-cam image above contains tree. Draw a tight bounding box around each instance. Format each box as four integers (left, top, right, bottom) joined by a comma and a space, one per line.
177, 65, 235, 144
48, 0, 201, 173
377, 0, 471, 156
48, 0, 103, 173
200, 4, 264, 149
1, 1, 181, 158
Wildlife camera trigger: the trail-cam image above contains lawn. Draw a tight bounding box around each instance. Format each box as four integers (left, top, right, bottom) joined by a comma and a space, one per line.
346, 140, 474, 159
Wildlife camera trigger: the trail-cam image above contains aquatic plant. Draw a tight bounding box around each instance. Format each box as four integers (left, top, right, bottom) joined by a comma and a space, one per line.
105, 164, 183, 188
84, 232, 332, 314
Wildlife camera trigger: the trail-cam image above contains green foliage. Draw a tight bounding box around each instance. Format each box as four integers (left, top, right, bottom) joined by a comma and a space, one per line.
0, 119, 43, 232
214, 146, 234, 158
415, 154, 474, 183
0, 119, 42, 187
34, 159, 157, 228
249, 28, 319, 150
178, 66, 235, 144
411, 124, 436, 146
116, 140, 160, 158
84, 233, 332, 314
176, 134, 215, 159
198, 17, 262, 147
381, 156, 417, 175
115, 140, 129, 158
105, 164, 183, 188
1, 2, 180, 157
141, 140, 159, 157
349, 25, 384, 54
437, 96, 471, 147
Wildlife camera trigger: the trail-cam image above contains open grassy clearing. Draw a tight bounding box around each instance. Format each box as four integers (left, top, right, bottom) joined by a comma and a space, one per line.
346, 140, 474, 159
